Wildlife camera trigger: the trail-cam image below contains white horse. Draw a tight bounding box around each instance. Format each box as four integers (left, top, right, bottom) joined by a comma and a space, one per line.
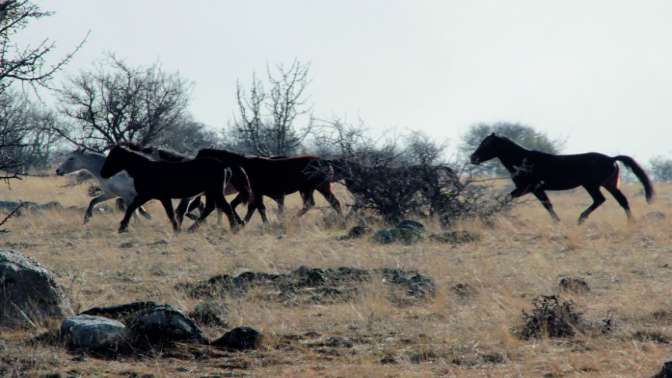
56, 149, 151, 223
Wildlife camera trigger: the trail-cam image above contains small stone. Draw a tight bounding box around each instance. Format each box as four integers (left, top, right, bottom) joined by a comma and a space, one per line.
212, 326, 262, 350
558, 277, 590, 294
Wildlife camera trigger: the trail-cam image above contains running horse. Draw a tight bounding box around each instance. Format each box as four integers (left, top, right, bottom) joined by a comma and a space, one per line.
186, 149, 342, 223
100, 146, 252, 233
469, 133, 655, 223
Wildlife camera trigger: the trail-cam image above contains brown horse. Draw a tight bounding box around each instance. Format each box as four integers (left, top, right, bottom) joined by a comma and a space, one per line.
185, 148, 341, 223
100, 146, 252, 233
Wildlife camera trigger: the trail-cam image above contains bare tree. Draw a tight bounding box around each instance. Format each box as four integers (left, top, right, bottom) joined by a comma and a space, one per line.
232, 60, 313, 156
0, 91, 61, 173
0, 1, 83, 94
55, 55, 190, 151
0, 0, 82, 179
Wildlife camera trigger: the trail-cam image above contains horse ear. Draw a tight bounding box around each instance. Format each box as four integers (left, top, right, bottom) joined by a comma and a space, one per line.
490, 132, 496, 137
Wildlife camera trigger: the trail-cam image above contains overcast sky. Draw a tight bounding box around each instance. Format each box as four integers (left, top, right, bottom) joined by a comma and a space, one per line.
17, 1, 672, 161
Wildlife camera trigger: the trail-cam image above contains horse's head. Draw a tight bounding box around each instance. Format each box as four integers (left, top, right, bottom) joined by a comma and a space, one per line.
470, 133, 501, 165
100, 146, 129, 178
56, 148, 87, 176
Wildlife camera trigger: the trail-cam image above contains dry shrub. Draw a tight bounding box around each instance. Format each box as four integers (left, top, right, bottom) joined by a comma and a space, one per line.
519, 295, 583, 339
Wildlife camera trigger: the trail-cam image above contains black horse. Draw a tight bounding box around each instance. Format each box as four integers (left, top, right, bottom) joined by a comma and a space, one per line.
470, 133, 655, 223
100, 146, 251, 233
188, 149, 341, 223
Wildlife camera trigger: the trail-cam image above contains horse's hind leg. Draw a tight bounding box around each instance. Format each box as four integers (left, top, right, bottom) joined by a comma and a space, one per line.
296, 191, 316, 217
159, 198, 179, 233
533, 190, 560, 222
578, 186, 606, 224
603, 185, 632, 221
213, 194, 242, 232
317, 183, 342, 215
188, 195, 216, 233
84, 192, 115, 224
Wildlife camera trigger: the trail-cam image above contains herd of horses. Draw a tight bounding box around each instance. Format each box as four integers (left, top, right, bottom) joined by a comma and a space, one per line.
55, 134, 656, 233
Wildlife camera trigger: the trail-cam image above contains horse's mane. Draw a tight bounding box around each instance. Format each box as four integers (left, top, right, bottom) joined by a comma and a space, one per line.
115, 145, 152, 163
121, 142, 189, 161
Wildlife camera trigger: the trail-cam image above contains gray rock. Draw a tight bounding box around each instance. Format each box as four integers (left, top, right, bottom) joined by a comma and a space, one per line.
60, 315, 128, 355
0, 249, 73, 328
558, 277, 590, 294
645, 211, 666, 222
128, 304, 206, 347
372, 229, 396, 244
338, 225, 370, 240
397, 219, 425, 232
212, 326, 262, 350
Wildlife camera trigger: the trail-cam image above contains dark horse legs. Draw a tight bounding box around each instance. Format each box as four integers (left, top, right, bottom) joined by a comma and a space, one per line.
188, 194, 240, 233
159, 198, 179, 232
532, 190, 560, 222
604, 184, 633, 221
118, 197, 149, 233
578, 186, 606, 224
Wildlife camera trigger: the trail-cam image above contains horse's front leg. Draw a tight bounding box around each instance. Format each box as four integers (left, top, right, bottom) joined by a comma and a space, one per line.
118, 197, 149, 233
84, 192, 115, 224
533, 189, 560, 222
159, 198, 180, 233
507, 185, 531, 201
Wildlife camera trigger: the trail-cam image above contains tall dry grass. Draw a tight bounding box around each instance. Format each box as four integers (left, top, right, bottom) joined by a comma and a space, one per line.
0, 175, 671, 377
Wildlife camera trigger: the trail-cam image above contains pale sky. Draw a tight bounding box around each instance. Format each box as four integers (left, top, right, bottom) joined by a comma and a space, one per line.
17, 1, 672, 161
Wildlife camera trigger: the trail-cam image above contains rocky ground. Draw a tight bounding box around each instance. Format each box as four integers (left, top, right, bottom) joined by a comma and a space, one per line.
1, 176, 672, 377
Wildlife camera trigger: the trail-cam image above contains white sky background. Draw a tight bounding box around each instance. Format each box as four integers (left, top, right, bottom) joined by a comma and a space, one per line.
17, 1, 672, 161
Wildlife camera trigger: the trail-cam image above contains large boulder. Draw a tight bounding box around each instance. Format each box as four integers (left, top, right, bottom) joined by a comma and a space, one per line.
212, 326, 263, 350
0, 249, 72, 328
128, 304, 207, 348
60, 315, 128, 356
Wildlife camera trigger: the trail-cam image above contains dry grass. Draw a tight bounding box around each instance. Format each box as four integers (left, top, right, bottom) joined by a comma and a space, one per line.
1, 175, 672, 377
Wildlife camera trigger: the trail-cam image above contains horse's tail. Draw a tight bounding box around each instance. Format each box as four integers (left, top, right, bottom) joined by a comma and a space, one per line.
227, 165, 254, 205
614, 155, 655, 203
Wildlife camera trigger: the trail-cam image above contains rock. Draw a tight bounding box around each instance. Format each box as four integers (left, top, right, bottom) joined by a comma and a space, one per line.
645, 211, 666, 222
188, 301, 228, 327
653, 361, 672, 378
451, 283, 478, 301
324, 336, 353, 348
373, 229, 396, 244
0, 249, 73, 328
81, 301, 159, 323
338, 225, 370, 240
128, 304, 206, 347
60, 315, 128, 356
381, 268, 435, 299
212, 326, 262, 350
558, 277, 590, 294
0, 201, 22, 211
294, 266, 327, 287
397, 219, 425, 232
390, 227, 423, 245
179, 266, 433, 305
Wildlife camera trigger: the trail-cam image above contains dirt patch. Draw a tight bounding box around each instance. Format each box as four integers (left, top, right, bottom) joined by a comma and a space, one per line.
177, 266, 435, 305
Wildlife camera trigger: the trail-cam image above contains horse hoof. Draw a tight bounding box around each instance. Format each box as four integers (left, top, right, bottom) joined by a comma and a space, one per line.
118, 228, 128, 234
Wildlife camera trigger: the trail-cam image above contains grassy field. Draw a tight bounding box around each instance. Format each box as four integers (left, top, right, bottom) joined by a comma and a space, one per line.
1, 174, 671, 377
